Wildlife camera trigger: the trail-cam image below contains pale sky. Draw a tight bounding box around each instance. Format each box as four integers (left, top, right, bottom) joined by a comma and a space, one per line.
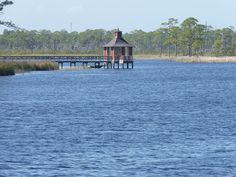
1, 0, 236, 32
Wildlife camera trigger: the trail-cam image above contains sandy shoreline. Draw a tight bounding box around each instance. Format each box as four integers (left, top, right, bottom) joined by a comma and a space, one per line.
134, 55, 236, 63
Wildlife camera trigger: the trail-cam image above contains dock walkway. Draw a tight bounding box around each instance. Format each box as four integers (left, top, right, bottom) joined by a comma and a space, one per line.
0, 56, 134, 69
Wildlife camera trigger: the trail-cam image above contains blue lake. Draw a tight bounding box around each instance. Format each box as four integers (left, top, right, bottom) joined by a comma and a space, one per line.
0, 60, 236, 176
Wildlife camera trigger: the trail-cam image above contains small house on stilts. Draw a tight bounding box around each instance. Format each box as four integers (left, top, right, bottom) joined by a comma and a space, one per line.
103, 29, 134, 69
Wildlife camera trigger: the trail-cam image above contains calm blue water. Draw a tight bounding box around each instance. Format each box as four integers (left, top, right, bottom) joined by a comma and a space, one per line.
0, 60, 236, 176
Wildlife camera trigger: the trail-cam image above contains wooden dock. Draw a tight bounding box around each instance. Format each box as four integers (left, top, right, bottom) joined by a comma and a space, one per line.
0, 56, 134, 69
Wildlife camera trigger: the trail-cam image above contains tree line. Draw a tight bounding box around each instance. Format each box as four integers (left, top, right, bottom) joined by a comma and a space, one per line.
0, 17, 236, 56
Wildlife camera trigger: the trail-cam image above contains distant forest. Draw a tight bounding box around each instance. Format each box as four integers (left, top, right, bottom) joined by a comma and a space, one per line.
1, 17, 236, 56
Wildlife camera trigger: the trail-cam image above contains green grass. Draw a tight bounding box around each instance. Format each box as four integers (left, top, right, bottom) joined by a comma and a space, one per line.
0, 61, 59, 76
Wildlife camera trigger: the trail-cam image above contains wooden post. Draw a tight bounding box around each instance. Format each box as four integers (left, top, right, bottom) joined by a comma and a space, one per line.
112, 47, 115, 61
128, 47, 133, 57
107, 48, 110, 61
122, 47, 125, 55
103, 47, 107, 58
122, 47, 125, 60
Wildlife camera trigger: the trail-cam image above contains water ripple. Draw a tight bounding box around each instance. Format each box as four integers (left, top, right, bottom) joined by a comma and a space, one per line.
0, 61, 236, 176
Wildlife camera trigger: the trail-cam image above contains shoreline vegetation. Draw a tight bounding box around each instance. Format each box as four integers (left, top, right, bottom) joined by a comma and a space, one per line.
134, 55, 236, 63
0, 61, 59, 76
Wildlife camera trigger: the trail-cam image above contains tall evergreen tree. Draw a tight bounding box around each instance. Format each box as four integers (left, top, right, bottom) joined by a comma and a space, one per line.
161, 18, 178, 57
180, 17, 199, 56
169, 26, 181, 56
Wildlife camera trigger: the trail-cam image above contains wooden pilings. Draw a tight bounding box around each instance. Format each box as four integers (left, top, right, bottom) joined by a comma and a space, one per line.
105, 61, 133, 69
70, 62, 76, 68
82, 62, 88, 67
58, 60, 133, 70
58, 62, 63, 69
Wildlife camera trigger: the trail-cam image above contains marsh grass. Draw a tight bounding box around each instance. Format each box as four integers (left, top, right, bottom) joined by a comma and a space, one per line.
0, 61, 59, 76
174, 56, 236, 63
0, 63, 15, 76
134, 55, 236, 63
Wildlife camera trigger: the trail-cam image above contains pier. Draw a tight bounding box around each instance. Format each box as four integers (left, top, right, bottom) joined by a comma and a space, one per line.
0, 55, 134, 69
